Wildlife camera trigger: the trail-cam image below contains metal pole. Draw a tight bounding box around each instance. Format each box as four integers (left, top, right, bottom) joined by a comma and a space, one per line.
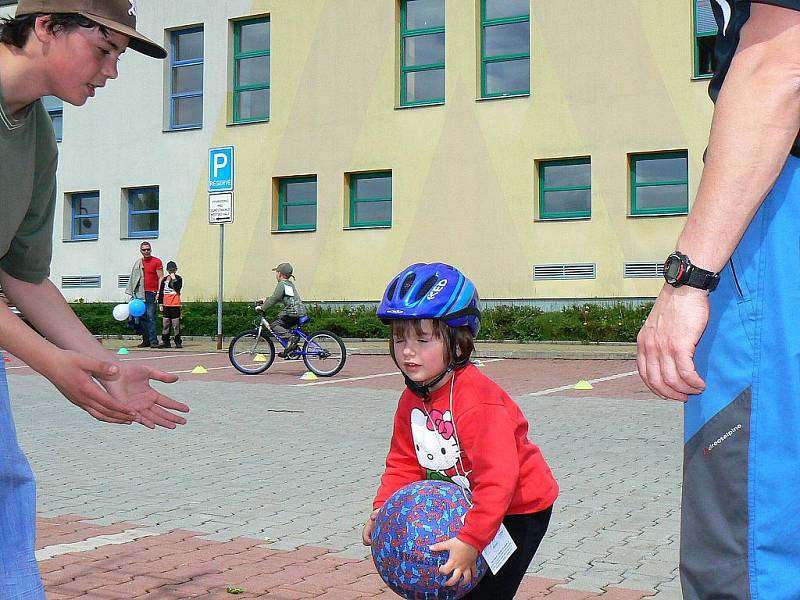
217, 223, 224, 350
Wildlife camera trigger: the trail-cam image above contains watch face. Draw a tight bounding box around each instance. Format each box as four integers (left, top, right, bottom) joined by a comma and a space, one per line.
664, 255, 685, 284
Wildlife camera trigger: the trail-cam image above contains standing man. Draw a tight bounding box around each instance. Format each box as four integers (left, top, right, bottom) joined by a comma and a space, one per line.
126, 241, 162, 348
0, 2, 189, 597
637, 2, 800, 598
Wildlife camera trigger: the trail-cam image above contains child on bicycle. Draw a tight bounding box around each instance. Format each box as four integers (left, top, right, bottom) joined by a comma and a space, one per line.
362, 263, 558, 599
257, 262, 307, 357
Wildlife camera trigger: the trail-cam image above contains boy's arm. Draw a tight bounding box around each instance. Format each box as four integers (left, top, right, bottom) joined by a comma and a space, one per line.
260, 282, 285, 310
0, 271, 188, 428
172, 276, 183, 294
638, 4, 800, 401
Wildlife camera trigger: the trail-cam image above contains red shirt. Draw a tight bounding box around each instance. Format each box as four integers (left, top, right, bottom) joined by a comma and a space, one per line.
373, 364, 559, 551
142, 256, 163, 292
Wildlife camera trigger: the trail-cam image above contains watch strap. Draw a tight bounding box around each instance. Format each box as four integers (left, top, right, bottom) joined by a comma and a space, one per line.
686, 265, 720, 291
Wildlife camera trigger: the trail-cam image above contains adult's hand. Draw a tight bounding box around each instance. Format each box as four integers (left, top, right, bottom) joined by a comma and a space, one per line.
41, 350, 136, 424
637, 285, 709, 401
101, 363, 188, 429
430, 537, 479, 587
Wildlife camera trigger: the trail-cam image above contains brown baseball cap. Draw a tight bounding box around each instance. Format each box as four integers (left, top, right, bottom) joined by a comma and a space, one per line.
16, 0, 166, 59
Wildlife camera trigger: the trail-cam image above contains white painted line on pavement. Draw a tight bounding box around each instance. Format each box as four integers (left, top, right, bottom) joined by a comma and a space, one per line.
528, 370, 638, 396
292, 358, 505, 387
35, 528, 161, 561
4, 351, 221, 371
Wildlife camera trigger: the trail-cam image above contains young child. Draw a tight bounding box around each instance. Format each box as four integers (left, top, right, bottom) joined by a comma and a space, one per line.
257, 262, 307, 357
157, 261, 183, 348
362, 263, 558, 599
0, 2, 189, 596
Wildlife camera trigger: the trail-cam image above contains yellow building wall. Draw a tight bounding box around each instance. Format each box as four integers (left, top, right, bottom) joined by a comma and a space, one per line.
176, 0, 714, 303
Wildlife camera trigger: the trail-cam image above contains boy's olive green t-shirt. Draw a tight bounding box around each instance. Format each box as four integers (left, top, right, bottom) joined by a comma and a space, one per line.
0, 82, 58, 284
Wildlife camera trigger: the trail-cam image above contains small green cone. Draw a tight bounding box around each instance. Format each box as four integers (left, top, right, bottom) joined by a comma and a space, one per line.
574, 380, 593, 390
117, 347, 129, 355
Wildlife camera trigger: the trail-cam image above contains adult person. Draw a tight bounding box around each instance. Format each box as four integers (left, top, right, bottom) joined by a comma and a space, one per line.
637, 3, 800, 598
0, 1, 189, 596
125, 241, 162, 347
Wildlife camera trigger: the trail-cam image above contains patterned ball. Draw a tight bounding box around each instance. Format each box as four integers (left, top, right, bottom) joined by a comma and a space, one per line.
371, 480, 488, 599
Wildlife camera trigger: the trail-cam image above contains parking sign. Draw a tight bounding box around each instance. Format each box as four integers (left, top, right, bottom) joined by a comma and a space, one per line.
208, 146, 234, 192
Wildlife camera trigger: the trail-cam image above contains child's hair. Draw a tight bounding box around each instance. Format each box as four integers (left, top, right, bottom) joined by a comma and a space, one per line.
0, 13, 109, 48
389, 319, 475, 367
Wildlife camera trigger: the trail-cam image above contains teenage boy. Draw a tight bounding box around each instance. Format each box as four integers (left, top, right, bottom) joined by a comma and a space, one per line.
0, 1, 189, 596
157, 260, 183, 348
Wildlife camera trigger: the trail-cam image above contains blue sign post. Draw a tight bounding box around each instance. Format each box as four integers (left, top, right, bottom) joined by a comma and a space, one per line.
209, 146, 234, 192
208, 146, 234, 348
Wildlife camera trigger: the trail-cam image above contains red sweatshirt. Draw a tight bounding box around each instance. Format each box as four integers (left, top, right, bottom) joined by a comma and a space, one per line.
373, 364, 558, 552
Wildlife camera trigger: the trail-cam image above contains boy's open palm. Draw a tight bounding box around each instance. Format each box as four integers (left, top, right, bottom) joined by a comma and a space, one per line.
430, 537, 480, 587
42, 350, 136, 424
102, 363, 188, 429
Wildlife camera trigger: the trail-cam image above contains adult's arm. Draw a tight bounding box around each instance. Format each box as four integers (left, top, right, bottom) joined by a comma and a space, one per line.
0, 271, 188, 427
637, 4, 800, 401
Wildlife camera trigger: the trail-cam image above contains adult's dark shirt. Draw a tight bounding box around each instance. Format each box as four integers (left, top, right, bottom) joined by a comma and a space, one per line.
708, 1, 800, 153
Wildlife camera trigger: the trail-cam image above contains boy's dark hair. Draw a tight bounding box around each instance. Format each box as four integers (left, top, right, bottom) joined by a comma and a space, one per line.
0, 13, 109, 48
389, 319, 475, 367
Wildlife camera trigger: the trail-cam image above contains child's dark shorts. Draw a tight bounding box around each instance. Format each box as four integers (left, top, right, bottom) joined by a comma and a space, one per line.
163, 307, 181, 319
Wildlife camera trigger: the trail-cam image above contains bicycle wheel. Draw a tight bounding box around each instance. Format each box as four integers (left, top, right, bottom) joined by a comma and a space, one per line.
228, 329, 275, 374
302, 330, 346, 377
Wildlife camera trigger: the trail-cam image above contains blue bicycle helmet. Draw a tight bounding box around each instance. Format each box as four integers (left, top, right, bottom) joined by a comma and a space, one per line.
377, 263, 481, 336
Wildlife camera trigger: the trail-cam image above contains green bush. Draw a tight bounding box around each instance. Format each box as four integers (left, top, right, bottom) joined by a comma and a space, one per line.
70, 301, 652, 343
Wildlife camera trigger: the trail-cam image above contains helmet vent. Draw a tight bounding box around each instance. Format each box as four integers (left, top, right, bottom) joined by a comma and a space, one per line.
414, 275, 439, 302
386, 277, 399, 300
399, 273, 416, 297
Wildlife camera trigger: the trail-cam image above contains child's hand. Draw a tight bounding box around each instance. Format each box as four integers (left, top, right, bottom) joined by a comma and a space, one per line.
430, 537, 480, 587
362, 509, 379, 545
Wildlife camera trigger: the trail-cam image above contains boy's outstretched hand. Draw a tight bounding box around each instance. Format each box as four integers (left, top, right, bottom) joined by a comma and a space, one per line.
430, 537, 480, 587
102, 363, 188, 429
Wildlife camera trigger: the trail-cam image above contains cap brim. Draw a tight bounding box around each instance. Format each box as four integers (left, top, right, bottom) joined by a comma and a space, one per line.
83, 12, 166, 59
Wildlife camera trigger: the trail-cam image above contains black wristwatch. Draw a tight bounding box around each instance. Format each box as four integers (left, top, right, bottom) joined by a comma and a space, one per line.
663, 251, 720, 291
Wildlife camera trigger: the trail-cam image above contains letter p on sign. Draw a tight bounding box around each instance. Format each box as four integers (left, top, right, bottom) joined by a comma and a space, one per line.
208, 146, 234, 192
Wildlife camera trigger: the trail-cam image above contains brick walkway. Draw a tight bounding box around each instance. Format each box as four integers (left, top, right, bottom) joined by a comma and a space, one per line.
7, 351, 682, 599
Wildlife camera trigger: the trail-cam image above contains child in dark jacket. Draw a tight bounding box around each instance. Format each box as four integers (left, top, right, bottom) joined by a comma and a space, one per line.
157, 261, 183, 348
362, 262, 558, 599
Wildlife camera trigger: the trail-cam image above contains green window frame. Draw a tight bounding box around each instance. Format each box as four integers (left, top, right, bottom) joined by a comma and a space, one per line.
481, 0, 530, 98
631, 152, 689, 216
694, 0, 718, 78
233, 17, 270, 123
538, 158, 591, 220
400, 0, 445, 106
350, 172, 392, 228
278, 177, 317, 231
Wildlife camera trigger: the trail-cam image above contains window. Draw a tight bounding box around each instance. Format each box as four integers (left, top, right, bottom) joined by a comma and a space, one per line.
481, 0, 530, 97
233, 17, 270, 123
694, 0, 718, 78
631, 152, 689, 215
277, 177, 317, 231
538, 159, 591, 219
170, 27, 203, 129
69, 191, 99, 240
127, 187, 159, 236
400, 0, 445, 106
349, 172, 392, 227
42, 95, 63, 141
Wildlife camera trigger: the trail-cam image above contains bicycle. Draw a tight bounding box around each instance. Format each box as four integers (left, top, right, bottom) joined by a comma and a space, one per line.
228, 306, 347, 377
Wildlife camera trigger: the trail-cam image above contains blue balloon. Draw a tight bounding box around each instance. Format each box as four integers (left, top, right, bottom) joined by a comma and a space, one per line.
128, 298, 146, 317
371, 481, 488, 599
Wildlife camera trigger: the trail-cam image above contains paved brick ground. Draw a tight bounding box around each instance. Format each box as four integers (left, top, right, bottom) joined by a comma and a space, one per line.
6, 352, 683, 599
